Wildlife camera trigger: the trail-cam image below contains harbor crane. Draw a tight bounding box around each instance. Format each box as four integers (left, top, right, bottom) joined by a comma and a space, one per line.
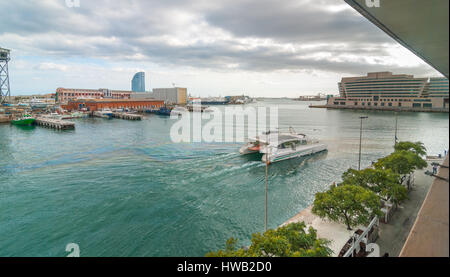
0, 47, 11, 104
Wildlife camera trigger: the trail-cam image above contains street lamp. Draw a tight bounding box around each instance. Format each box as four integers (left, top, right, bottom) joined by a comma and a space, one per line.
265, 134, 271, 232
394, 112, 399, 146
358, 116, 369, 170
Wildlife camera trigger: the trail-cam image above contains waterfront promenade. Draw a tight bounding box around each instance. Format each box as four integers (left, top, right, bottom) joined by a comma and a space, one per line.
283, 157, 447, 257
376, 160, 441, 256
400, 155, 449, 257
283, 206, 364, 256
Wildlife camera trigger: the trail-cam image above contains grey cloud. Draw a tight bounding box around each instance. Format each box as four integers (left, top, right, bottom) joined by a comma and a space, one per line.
204, 0, 391, 44
0, 0, 435, 76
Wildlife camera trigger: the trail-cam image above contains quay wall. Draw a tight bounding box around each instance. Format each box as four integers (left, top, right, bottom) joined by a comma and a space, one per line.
310, 104, 449, 113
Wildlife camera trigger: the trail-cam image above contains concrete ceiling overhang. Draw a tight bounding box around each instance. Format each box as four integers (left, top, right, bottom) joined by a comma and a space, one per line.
345, 0, 449, 78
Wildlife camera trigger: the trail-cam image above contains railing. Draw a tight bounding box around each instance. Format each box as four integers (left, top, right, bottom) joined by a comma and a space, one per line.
343, 216, 379, 257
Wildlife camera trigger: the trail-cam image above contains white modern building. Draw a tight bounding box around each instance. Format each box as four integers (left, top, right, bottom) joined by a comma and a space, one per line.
326, 72, 449, 111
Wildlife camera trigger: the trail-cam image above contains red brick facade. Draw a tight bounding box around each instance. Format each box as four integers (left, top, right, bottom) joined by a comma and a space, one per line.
62, 99, 164, 112
56, 88, 132, 103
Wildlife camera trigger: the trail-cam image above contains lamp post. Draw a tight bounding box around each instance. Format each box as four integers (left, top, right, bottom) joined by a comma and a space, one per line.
265, 158, 269, 232
358, 116, 368, 170
394, 112, 399, 146
264, 134, 271, 232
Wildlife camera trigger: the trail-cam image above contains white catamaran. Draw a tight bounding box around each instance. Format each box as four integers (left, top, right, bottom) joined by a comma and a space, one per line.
239, 128, 327, 164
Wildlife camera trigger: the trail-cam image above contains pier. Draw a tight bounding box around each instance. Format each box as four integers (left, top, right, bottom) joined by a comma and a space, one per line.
35, 117, 75, 130
112, 112, 143, 120
0, 115, 11, 124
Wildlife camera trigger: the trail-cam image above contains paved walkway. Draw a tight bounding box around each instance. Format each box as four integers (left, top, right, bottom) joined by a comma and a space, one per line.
400, 155, 449, 257
283, 206, 364, 256
376, 161, 438, 257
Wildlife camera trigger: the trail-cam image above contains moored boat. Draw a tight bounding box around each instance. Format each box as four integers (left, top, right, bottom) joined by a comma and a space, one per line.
11, 115, 36, 126
156, 107, 173, 116
30, 99, 49, 109
93, 109, 113, 119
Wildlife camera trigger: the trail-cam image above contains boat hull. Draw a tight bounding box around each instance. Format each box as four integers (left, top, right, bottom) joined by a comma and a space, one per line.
11, 118, 36, 126
93, 111, 113, 119
262, 144, 327, 164
239, 145, 260, 155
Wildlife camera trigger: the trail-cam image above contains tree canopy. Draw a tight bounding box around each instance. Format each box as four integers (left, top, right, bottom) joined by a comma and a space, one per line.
341, 168, 407, 205
394, 141, 427, 156
374, 150, 427, 178
312, 184, 381, 230
206, 222, 332, 257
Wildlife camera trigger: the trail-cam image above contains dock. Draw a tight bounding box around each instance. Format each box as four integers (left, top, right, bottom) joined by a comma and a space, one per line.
309, 104, 449, 113
35, 117, 75, 130
112, 112, 143, 120
0, 115, 11, 124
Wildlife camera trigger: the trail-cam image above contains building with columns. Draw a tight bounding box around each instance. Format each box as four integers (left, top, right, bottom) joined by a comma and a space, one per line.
326, 72, 449, 111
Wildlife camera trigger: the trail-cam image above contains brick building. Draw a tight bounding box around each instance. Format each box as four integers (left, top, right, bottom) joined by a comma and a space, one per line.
56, 88, 133, 103
62, 99, 164, 112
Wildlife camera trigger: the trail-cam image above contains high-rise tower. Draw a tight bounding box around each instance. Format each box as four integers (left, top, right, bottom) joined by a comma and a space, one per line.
132, 72, 146, 92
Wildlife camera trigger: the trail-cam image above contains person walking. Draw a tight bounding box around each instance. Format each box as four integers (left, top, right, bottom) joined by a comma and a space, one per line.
433, 164, 438, 175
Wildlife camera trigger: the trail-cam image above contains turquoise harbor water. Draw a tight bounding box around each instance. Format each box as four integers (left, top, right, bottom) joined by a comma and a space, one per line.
0, 99, 448, 257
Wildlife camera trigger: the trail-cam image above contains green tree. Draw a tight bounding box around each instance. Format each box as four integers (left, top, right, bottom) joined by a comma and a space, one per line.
341, 168, 408, 205
206, 222, 332, 257
394, 141, 427, 156
374, 150, 427, 184
312, 184, 381, 230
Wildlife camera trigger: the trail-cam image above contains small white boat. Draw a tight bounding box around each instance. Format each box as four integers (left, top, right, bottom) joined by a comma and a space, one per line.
60, 112, 89, 119
30, 99, 49, 109
43, 113, 63, 120
71, 111, 89, 118
93, 109, 113, 119
171, 107, 187, 116
240, 128, 327, 164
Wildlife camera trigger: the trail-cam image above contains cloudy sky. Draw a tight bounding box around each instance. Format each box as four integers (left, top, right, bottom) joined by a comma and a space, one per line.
0, 0, 442, 97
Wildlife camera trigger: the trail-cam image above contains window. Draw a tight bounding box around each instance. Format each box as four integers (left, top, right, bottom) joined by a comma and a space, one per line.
388, 103, 393, 107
